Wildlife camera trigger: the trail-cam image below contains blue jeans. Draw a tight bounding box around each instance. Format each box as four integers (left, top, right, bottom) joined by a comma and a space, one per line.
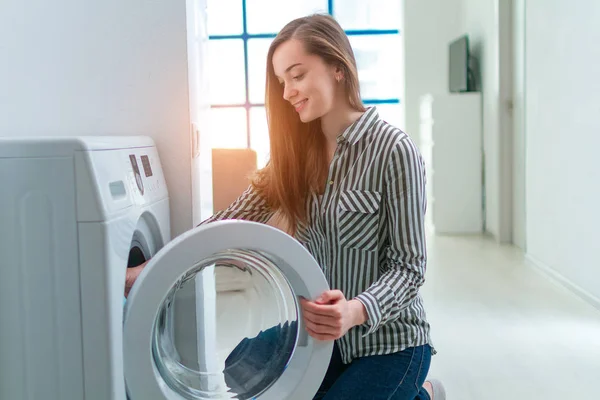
224, 323, 431, 400
313, 342, 432, 400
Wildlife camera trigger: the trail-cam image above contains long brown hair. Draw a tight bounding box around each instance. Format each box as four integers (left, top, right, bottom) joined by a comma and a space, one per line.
252, 14, 365, 234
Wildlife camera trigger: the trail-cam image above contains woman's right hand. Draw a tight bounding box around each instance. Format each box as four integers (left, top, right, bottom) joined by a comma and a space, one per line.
125, 260, 149, 298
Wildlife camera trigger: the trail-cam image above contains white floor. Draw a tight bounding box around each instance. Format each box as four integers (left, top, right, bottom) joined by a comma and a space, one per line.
421, 234, 600, 399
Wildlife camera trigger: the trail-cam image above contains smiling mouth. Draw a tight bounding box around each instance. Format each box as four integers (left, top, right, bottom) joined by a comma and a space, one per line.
293, 99, 308, 111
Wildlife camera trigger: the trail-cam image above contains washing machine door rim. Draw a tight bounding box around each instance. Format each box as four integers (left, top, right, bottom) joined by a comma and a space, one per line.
123, 220, 333, 400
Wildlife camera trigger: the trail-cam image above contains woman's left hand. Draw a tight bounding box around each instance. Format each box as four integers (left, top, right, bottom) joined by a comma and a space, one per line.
300, 290, 368, 341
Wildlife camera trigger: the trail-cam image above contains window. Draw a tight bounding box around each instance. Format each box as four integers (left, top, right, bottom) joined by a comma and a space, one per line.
207, 0, 404, 168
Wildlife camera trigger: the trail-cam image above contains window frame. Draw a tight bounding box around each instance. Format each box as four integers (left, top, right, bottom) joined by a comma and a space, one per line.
209, 0, 402, 148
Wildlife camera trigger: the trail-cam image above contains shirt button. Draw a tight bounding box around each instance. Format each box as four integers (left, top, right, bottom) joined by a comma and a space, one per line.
328, 180, 334, 185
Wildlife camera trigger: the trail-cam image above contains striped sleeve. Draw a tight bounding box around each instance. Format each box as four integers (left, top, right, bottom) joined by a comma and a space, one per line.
197, 185, 275, 227
355, 137, 427, 334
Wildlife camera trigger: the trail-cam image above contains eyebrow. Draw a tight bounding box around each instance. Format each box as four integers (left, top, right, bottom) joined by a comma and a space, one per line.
285, 63, 303, 73
275, 63, 303, 80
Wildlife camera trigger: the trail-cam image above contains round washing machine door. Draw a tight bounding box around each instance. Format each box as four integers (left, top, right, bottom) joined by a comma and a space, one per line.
123, 220, 333, 400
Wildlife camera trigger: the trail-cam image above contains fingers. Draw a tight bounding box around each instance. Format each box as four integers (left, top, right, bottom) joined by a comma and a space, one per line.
302, 308, 340, 328
299, 291, 348, 341
304, 324, 338, 341
303, 314, 343, 339
315, 289, 345, 305
300, 299, 345, 341
300, 298, 342, 318
304, 325, 337, 341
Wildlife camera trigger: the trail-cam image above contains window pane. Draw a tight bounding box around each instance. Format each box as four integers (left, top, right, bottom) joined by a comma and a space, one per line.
210, 108, 247, 148
207, 0, 243, 36
374, 103, 405, 131
208, 40, 246, 104
350, 35, 403, 100
249, 107, 270, 169
333, 0, 402, 31
246, 0, 328, 34
247, 38, 273, 104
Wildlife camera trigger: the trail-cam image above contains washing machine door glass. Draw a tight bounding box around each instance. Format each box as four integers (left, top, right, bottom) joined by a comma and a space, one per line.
123, 220, 333, 400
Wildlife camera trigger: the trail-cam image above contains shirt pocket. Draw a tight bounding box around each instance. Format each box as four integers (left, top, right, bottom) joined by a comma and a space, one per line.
338, 190, 382, 252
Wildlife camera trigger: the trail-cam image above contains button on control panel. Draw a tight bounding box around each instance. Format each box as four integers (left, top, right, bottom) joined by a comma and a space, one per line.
140, 155, 153, 177
129, 154, 144, 195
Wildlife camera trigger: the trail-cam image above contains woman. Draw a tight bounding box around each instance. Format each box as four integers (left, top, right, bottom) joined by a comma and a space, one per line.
128, 13, 445, 400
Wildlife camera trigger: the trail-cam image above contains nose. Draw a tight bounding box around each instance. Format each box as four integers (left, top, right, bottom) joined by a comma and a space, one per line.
283, 83, 297, 102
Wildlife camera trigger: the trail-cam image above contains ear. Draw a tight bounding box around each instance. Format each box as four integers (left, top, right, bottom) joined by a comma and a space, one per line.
334, 66, 344, 82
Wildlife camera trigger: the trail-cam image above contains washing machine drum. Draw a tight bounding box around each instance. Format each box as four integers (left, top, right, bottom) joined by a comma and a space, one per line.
127, 214, 162, 267
123, 220, 333, 400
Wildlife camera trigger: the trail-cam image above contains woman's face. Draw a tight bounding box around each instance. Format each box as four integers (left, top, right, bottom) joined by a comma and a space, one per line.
272, 39, 341, 123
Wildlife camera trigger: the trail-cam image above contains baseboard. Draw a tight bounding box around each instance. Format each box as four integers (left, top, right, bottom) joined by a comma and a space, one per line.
525, 254, 600, 311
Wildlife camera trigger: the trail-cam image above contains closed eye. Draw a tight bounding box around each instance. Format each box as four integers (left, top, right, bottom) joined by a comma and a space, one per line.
292, 73, 305, 81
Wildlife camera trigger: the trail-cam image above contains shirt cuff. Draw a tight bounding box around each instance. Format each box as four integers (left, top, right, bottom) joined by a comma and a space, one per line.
354, 292, 383, 336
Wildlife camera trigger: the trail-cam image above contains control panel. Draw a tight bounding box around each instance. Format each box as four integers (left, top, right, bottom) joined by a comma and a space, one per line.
76, 143, 169, 221
123, 147, 167, 205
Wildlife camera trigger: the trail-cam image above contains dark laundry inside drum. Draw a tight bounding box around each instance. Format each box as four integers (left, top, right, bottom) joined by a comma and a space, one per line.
224, 320, 298, 398
127, 246, 146, 268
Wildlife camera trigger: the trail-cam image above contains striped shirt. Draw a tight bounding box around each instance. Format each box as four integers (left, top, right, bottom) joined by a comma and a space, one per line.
201, 107, 433, 364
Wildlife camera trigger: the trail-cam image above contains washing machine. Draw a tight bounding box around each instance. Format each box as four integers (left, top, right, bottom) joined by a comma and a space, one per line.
0, 136, 333, 400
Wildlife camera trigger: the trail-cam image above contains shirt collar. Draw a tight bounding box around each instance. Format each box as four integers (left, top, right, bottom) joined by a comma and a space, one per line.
337, 106, 379, 145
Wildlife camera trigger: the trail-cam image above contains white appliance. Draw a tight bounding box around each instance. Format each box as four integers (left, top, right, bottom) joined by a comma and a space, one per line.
0, 137, 332, 400
419, 92, 483, 234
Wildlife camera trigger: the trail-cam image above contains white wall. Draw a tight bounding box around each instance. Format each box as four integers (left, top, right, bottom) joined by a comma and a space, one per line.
404, 0, 465, 142
461, 0, 516, 244
0, 0, 194, 237
525, 0, 600, 303
462, 0, 500, 239
512, 0, 527, 250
